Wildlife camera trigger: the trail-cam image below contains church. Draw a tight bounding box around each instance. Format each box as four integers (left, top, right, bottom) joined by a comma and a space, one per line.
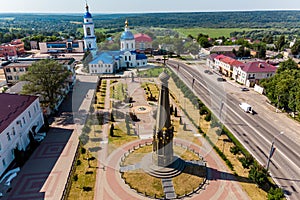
83, 4, 148, 74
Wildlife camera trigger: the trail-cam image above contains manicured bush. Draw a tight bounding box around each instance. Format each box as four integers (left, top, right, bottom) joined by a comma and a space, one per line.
204, 111, 212, 121
76, 160, 82, 166
83, 186, 92, 192
73, 174, 78, 181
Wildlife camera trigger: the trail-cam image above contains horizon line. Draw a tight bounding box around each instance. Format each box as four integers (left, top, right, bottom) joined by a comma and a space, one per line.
0, 9, 300, 15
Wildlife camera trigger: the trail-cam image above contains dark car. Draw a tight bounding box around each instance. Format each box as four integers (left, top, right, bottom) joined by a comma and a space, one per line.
240, 87, 249, 91
217, 77, 226, 82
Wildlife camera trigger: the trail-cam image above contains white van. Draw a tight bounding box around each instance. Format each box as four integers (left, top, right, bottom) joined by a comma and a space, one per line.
239, 102, 253, 114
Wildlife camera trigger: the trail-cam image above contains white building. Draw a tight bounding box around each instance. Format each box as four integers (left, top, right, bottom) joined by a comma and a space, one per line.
83, 3, 97, 51
233, 61, 277, 86
88, 19, 147, 74
39, 39, 84, 54
0, 94, 44, 176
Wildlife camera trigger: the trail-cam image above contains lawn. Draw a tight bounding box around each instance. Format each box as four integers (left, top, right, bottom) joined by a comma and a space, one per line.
110, 81, 127, 101
173, 164, 205, 196
121, 145, 205, 198
141, 82, 159, 101
122, 169, 165, 198
175, 27, 256, 38
108, 122, 138, 154
137, 67, 164, 78
122, 145, 152, 166
67, 146, 98, 200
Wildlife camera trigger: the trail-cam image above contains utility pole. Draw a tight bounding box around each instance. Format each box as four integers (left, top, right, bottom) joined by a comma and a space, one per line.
266, 131, 284, 171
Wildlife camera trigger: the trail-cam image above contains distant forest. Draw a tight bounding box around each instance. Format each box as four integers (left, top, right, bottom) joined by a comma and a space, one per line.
1, 11, 300, 46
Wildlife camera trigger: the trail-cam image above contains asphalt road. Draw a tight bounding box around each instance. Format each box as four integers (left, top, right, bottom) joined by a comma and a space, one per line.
165, 59, 300, 200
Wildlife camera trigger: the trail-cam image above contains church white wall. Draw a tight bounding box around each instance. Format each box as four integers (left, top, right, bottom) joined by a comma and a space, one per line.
89, 63, 114, 74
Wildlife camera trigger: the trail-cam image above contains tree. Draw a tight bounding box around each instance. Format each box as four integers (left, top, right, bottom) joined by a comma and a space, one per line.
275, 35, 285, 51
198, 37, 211, 48
291, 40, 300, 55
277, 58, 298, 74
248, 163, 268, 187
21, 59, 70, 111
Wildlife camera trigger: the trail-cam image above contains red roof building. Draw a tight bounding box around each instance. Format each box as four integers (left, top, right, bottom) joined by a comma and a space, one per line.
0, 93, 44, 176
134, 33, 152, 53
214, 54, 243, 77
233, 61, 277, 86
0, 39, 25, 58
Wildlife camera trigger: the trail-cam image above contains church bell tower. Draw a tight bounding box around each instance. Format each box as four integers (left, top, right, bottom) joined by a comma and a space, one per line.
83, 3, 97, 51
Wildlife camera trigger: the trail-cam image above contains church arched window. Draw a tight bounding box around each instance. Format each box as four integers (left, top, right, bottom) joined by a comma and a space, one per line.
87, 27, 91, 36
88, 43, 91, 48
131, 43, 133, 49
126, 43, 129, 49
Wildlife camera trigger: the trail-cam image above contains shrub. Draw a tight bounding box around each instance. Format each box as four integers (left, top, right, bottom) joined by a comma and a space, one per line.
83, 186, 92, 192
82, 125, 91, 134
200, 106, 208, 115
73, 174, 78, 181
81, 147, 86, 154
79, 134, 89, 145
204, 112, 212, 121
239, 155, 254, 169
76, 160, 82, 166
248, 163, 268, 187
267, 187, 284, 200
230, 146, 240, 155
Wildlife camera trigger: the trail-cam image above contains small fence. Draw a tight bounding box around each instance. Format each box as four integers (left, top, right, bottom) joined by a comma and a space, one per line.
60, 141, 80, 200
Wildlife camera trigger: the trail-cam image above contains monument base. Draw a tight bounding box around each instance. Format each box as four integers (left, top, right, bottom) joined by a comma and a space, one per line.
141, 154, 186, 179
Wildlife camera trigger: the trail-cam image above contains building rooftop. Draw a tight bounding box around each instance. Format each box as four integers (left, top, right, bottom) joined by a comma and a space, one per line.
0, 93, 38, 133
241, 61, 277, 73
208, 45, 241, 53
134, 33, 152, 42
121, 31, 134, 40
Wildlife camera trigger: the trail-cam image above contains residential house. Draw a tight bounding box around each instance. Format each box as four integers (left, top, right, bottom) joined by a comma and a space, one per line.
0, 39, 25, 58
233, 61, 277, 86
214, 54, 244, 77
3, 61, 33, 85
206, 53, 219, 70
0, 93, 44, 176
134, 33, 153, 53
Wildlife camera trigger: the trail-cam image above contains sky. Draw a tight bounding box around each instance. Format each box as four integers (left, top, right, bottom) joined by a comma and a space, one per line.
0, 0, 300, 13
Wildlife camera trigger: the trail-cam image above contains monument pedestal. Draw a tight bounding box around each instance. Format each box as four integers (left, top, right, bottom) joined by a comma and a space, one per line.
142, 154, 186, 179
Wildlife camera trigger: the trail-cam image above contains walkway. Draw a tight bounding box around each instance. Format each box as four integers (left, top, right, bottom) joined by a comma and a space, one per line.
93, 75, 250, 200
2, 75, 98, 200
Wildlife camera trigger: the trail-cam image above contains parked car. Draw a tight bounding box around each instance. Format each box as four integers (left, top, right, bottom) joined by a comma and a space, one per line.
217, 77, 226, 82
240, 87, 249, 91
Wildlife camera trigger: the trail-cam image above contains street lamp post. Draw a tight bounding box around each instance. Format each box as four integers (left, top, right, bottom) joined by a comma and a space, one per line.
266, 131, 284, 171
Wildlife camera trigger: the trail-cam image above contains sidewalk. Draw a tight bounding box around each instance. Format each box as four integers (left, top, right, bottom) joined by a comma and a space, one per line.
3, 75, 98, 200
